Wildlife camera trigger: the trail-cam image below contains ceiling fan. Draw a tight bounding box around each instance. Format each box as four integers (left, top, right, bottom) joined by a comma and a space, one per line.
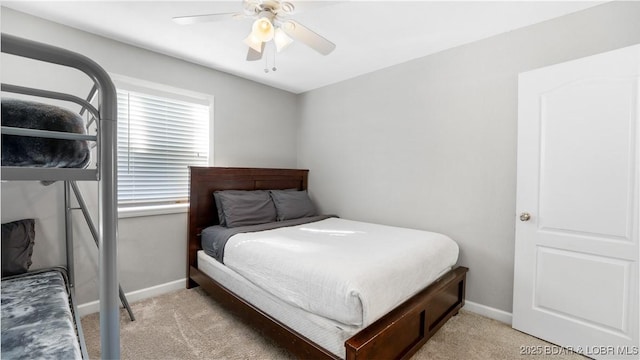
172, 0, 336, 61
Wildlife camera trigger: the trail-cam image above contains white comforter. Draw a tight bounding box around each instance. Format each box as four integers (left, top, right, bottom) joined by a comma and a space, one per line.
223, 217, 459, 327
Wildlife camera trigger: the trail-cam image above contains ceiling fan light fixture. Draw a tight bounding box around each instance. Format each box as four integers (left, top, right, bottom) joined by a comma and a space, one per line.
243, 33, 263, 53
173, 1, 336, 64
251, 17, 275, 42
274, 28, 293, 52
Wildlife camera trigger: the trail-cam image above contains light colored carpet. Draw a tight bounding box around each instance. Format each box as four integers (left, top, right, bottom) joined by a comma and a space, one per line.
81, 288, 586, 360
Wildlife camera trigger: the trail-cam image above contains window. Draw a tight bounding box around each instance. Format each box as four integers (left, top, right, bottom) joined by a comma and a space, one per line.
116, 82, 211, 209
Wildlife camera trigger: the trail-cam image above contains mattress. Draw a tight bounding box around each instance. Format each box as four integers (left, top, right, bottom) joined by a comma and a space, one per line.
223, 217, 459, 327
1, 98, 91, 168
198, 250, 363, 357
1, 269, 82, 359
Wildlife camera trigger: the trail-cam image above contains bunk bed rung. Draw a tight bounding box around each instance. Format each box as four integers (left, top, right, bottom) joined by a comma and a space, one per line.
1, 126, 98, 141
1, 83, 100, 119
1, 167, 99, 181
79, 85, 98, 117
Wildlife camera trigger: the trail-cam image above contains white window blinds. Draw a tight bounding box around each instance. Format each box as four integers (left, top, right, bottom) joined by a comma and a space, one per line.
117, 89, 209, 206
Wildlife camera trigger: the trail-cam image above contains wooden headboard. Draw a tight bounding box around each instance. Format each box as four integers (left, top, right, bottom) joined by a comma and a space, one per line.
187, 167, 309, 277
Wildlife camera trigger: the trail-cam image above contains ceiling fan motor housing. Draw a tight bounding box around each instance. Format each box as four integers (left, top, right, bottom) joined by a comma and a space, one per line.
245, 0, 295, 17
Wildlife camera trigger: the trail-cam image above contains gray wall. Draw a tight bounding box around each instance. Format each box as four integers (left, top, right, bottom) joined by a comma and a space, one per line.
0, 7, 298, 304
3, 2, 640, 315
297, 1, 640, 313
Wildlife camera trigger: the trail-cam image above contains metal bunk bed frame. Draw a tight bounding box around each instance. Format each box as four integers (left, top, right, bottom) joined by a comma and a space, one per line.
1, 33, 121, 358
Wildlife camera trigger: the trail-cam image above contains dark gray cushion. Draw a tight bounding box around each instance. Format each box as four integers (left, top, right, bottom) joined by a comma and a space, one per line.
1, 98, 91, 169
2, 219, 35, 277
269, 190, 317, 221
214, 190, 277, 228
213, 193, 227, 227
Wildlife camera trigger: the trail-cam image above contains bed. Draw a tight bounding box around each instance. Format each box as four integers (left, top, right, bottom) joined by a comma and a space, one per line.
187, 166, 468, 359
1, 268, 86, 359
1, 33, 122, 358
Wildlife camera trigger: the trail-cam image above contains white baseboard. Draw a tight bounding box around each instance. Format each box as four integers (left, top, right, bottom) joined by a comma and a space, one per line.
78, 279, 513, 326
77, 278, 186, 317
463, 300, 513, 325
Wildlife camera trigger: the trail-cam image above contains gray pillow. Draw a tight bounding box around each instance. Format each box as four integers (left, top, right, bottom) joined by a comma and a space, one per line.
214, 190, 277, 228
2, 219, 35, 277
269, 190, 317, 221
213, 193, 227, 227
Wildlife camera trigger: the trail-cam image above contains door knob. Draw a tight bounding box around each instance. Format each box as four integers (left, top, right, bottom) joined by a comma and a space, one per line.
520, 212, 531, 222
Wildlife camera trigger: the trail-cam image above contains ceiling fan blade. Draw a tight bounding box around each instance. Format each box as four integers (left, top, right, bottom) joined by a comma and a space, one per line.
281, 20, 335, 55
285, 1, 343, 15
246, 43, 266, 61
172, 12, 241, 25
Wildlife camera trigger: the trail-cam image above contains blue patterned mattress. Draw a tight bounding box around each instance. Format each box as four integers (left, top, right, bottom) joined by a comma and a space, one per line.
1, 270, 82, 359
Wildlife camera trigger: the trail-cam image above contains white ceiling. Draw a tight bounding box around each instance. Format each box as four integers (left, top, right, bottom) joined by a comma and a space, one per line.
3, 1, 603, 94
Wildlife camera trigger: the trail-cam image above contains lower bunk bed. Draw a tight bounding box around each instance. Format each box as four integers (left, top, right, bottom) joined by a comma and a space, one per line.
1, 267, 87, 359
188, 167, 469, 360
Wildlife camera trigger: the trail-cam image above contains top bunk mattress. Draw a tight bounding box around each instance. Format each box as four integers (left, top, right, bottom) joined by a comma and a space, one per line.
1, 269, 82, 359
1, 98, 90, 168
203, 217, 459, 328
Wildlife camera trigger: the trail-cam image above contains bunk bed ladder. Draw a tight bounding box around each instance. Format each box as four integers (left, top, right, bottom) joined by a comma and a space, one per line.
65, 181, 136, 322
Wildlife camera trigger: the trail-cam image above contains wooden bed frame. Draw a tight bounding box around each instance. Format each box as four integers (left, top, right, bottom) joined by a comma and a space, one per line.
187, 167, 468, 359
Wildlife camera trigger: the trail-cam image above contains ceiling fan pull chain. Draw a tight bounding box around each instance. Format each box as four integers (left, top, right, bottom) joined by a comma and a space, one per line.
263, 46, 277, 73
272, 49, 277, 72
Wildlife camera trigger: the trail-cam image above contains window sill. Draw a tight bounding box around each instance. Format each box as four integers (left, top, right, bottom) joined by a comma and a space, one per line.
118, 203, 188, 219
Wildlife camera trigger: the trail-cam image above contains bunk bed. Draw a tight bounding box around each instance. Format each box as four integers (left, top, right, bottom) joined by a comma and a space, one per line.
1, 33, 122, 359
188, 167, 469, 360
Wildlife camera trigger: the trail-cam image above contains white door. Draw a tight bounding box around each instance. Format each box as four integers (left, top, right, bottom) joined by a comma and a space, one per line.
513, 45, 640, 359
